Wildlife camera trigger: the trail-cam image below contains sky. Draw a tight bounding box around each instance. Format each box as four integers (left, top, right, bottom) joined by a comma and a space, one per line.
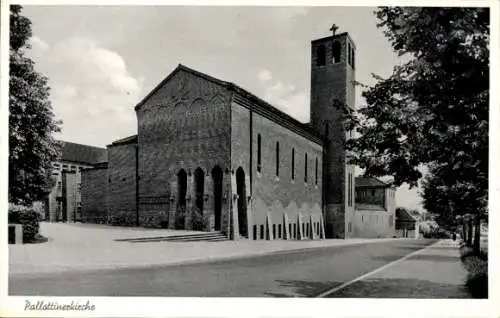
22, 5, 423, 211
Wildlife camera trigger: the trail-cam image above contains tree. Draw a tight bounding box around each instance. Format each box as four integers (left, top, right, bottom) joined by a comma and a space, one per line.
421, 163, 486, 250
9, 5, 61, 205
342, 7, 488, 253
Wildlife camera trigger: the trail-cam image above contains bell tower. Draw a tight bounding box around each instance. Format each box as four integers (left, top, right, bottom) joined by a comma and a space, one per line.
310, 25, 356, 238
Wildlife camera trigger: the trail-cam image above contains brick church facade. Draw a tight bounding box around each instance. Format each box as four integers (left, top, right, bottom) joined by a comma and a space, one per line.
73, 30, 396, 240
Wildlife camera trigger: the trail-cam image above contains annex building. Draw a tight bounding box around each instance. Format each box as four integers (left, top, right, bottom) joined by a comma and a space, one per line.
43, 141, 107, 223
52, 29, 396, 240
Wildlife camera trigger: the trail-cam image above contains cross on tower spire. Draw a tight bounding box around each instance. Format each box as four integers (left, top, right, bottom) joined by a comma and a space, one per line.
329, 24, 339, 36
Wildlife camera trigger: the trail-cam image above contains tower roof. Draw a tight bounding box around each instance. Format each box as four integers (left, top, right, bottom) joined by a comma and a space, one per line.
311, 32, 356, 49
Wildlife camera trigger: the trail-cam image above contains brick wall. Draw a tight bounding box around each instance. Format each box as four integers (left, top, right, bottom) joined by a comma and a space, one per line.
45, 161, 91, 222
81, 167, 108, 223
136, 68, 231, 228
353, 209, 395, 238
230, 99, 250, 238
344, 165, 356, 238
62, 172, 77, 222
231, 100, 323, 240
107, 143, 137, 226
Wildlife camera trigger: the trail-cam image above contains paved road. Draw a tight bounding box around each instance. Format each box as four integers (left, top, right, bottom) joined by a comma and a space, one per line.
9, 239, 436, 297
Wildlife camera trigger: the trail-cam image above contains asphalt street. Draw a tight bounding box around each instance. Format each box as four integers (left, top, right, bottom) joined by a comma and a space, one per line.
9, 239, 436, 297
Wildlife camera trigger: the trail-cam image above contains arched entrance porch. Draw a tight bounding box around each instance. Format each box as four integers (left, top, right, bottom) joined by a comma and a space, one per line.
212, 166, 223, 231
176, 169, 187, 229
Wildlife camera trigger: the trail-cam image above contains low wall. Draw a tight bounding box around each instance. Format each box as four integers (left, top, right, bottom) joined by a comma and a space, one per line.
8, 224, 23, 244
353, 209, 395, 238
396, 229, 416, 238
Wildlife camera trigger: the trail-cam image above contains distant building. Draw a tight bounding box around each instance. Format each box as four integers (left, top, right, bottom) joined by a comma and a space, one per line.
43, 141, 107, 222
354, 177, 396, 238
395, 208, 420, 238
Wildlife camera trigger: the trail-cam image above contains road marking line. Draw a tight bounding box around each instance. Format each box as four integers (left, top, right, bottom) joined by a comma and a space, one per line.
315, 240, 443, 298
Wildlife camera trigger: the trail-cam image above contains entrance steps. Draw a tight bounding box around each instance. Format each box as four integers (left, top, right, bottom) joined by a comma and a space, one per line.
116, 231, 228, 243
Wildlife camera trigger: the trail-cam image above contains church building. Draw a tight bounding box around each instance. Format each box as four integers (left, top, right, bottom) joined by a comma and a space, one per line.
79, 28, 396, 240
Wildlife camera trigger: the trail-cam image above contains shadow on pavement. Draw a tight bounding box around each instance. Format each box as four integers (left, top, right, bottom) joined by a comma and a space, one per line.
326, 278, 473, 299
264, 279, 342, 297
372, 253, 460, 263
407, 254, 459, 262
426, 245, 458, 250
370, 255, 413, 263
393, 245, 433, 252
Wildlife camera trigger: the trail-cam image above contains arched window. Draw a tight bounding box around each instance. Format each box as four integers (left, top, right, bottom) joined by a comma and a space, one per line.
316, 45, 326, 66
332, 41, 341, 63
347, 43, 352, 66
350, 46, 354, 68
352, 47, 355, 69
292, 148, 295, 180
304, 153, 308, 183
315, 157, 318, 185
257, 134, 262, 173
276, 141, 280, 177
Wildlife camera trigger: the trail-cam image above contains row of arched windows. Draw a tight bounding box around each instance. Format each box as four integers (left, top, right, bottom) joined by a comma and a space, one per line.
252, 221, 322, 240
316, 41, 355, 68
257, 134, 319, 185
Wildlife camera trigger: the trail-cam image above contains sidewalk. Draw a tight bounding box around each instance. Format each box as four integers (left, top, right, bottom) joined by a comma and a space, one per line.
9, 222, 404, 275
324, 239, 471, 298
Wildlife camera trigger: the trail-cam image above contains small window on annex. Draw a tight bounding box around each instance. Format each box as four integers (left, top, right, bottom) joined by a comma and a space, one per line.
257, 134, 262, 173
315, 158, 318, 185
304, 153, 308, 183
276, 141, 280, 177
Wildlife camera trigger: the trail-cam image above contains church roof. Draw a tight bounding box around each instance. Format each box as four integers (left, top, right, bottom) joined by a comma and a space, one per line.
60, 141, 108, 165
355, 177, 391, 188
108, 135, 138, 147
135, 64, 323, 145
135, 64, 230, 109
